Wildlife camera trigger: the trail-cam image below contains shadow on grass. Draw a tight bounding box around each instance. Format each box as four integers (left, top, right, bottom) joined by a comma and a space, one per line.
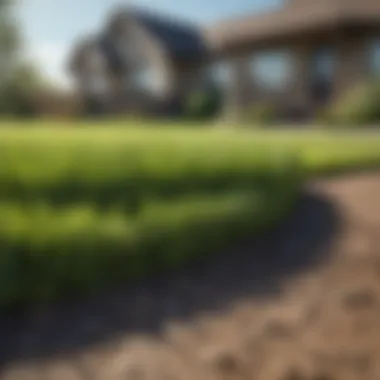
0, 187, 340, 368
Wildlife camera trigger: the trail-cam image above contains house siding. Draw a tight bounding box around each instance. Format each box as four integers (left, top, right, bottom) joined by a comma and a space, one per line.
110, 17, 177, 115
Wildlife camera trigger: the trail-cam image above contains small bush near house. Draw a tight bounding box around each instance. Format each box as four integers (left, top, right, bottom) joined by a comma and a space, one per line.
315, 106, 332, 125
0, 81, 36, 117
185, 88, 222, 120
323, 80, 380, 126
242, 103, 277, 126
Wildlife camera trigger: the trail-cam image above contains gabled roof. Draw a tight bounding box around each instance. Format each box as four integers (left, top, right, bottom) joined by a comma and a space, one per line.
68, 0, 380, 76
107, 7, 208, 62
68, 6, 208, 78
205, 0, 380, 53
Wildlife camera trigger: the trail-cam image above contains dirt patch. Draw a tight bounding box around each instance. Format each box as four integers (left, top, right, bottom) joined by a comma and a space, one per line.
2, 173, 380, 380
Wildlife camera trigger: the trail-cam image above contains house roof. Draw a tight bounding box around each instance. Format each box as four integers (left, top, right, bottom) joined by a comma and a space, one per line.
68, 7, 208, 77
69, 0, 380, 76
205, 0, 380, 54
106, 7, 208, 62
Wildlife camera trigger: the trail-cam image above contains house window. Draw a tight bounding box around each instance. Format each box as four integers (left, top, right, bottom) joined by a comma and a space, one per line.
251, 51, 293, 92
311, 47, 335, 84
211, 61, 231, 89
133, 64, 166, 96
310, 46, 336, 104
370, 39, 380, 75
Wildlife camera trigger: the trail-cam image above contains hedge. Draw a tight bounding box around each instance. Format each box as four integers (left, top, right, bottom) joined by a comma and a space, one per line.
0, 131, 300, 208
0, 129, 303, 308
0, 186, 299, 308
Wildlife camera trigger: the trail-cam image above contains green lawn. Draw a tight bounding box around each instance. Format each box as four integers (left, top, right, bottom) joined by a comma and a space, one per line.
0, 122, 380, 308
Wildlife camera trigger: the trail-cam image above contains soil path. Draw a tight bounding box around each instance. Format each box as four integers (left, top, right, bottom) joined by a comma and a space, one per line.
2, 173, 380, 380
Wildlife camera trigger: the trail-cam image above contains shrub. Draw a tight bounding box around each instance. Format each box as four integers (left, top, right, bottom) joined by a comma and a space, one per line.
315, 106, 332, 125
242, 103, 277, 126
0, 133, 300, 208
324, 80, 380, 126
0, 185, 300, 308
185, 88, 222, 120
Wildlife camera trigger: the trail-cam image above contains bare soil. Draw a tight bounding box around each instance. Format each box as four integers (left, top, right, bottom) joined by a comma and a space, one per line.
2, 172, 380, 380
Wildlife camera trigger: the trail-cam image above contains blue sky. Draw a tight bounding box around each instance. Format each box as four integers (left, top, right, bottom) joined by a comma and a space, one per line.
18, 0, 282, 87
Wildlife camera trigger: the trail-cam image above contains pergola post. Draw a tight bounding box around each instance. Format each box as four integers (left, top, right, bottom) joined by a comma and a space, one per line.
333, 35, 371, 101
220, 56, 252, 124
289, 44, 313, 116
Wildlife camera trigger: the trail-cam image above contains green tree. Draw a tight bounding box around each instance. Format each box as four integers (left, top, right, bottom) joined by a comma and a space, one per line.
0, 0, 21, 82
0, 63, 45, 116
0, 0, 49, 116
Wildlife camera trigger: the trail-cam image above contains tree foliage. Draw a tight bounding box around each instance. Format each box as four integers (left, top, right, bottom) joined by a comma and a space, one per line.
0, 0, 21, 81
0, 0, 52, 116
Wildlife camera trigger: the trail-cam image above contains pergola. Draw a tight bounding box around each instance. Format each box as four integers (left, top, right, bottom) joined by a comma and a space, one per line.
204, 0, 380, 119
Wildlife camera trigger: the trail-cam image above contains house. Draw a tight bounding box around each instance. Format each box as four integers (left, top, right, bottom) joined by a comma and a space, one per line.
68, 0, 380, 120
68, 8, 210, 117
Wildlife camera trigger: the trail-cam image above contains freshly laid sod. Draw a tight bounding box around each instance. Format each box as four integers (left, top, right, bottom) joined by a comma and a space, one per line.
0, 128, 300, 207
0, 187, 297, 306
0, 124, 380, 308
0, 126, 302, 308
